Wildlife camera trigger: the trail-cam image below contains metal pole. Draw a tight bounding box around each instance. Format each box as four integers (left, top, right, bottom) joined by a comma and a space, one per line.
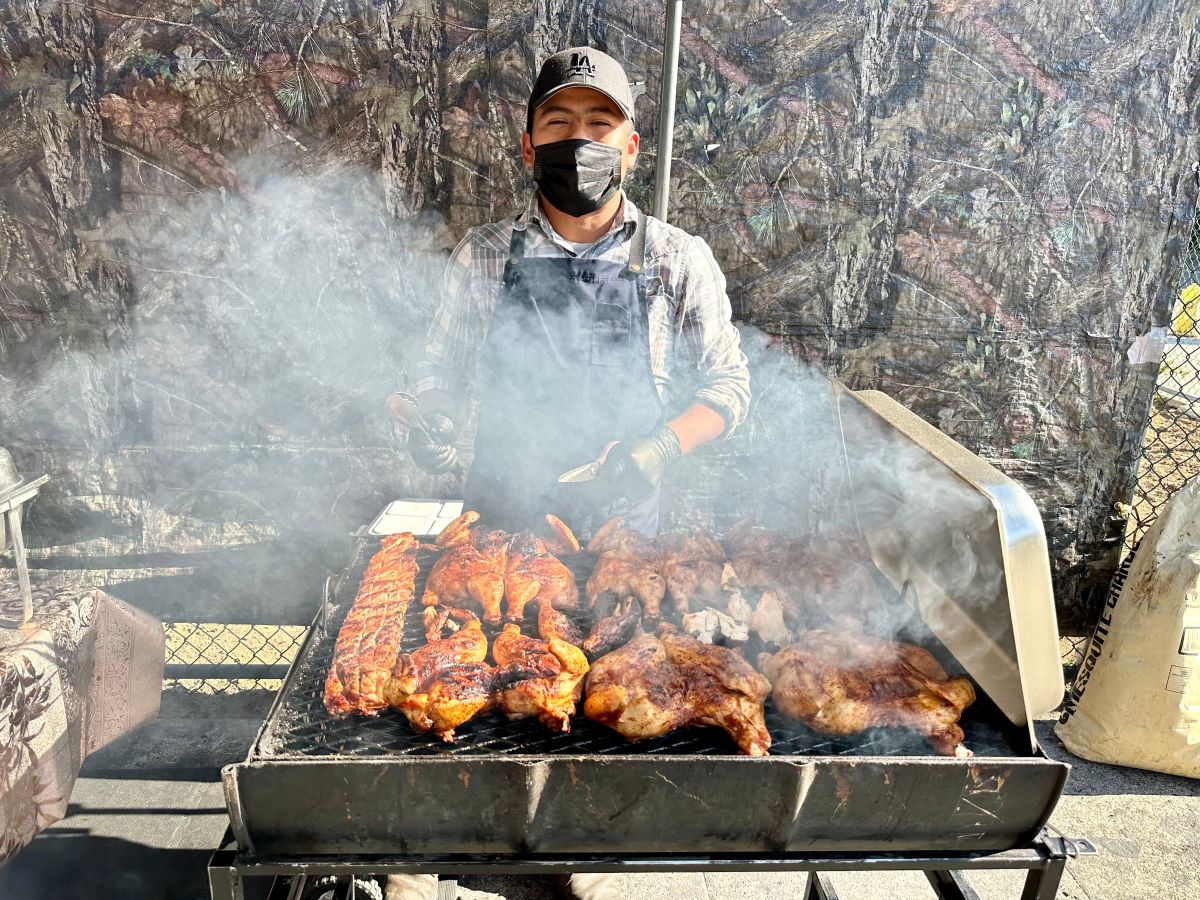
652, 0, 684, 223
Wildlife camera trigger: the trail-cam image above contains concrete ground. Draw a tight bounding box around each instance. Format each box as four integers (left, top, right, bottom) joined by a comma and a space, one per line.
2, 691, 1196, 900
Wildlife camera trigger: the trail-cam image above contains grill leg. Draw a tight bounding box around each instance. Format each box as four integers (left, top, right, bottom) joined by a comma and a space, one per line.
207, 849, 245, 900
805, 871, 840, 900
1021, 857, 1067, 900
925, 870, 982, 900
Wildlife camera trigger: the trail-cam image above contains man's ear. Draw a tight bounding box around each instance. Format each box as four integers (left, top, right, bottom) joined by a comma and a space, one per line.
623, 129, 640, 173
521, 132, 535, 169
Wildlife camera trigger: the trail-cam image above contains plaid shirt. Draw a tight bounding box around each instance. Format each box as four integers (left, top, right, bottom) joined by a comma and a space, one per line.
415, 192, 750, 433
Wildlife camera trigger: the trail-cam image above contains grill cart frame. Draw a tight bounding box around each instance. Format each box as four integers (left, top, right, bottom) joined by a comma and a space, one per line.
206, 829, 1097, 900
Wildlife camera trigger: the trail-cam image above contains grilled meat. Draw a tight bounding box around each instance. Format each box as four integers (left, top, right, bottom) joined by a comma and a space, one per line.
759, 630, 977, 756
425, 511, 580, 624
383, 607, 490, 740
657, 530, 726, 614
749, 589, 793, 648
505, 531, 580, 622
542, 513, 581, 556
721, 517, 793, 557
436, 509, 480, 548
586, 552, 666, 618
724, 521, 887, 631
423, 527, 509, 624
657, 530, 725, 562
584, 626, 772, 756
659, 628, 772, 756
587, 518, 730, 619
385, 608, 551, 741
581, 595, 643, 658
324, 532, 420, 716
681, 563, 756, 646
493, 624, 589, 732
586, 516, 651, 558
799, 541, 887, 628
537, 599, 585, 645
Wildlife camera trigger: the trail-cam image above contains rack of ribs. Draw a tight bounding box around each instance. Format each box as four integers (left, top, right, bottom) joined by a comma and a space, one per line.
323, 532, 420, 716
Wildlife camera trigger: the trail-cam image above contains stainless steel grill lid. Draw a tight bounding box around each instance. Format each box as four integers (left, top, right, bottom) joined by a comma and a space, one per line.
840, 386, 1063, 734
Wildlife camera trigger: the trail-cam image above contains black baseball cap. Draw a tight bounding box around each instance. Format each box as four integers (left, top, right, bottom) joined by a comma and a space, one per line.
526, 47, 635, 133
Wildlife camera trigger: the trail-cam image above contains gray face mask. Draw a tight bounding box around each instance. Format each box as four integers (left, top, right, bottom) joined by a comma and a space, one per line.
533, 139, 623, 217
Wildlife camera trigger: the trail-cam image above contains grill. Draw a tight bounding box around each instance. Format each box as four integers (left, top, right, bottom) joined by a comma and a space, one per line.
221, 383, 1072, 870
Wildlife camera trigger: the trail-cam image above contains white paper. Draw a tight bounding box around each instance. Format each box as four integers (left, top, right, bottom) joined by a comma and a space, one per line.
1126, 326, 1167, 365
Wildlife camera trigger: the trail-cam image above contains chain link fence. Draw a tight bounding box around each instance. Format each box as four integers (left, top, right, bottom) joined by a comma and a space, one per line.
1056, 205, 1200, 678
163, 622, 307, 694
1124, 224, 1200, 549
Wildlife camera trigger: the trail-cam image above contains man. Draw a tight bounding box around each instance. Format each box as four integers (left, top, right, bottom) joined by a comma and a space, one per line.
392, 45, 750, 540
383, 47, 749, 900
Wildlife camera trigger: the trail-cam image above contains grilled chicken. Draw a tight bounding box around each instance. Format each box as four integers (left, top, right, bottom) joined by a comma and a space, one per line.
799, 541, 887, 629
423, 527, 510, 624
581, 595, 643, 659
586, 552, 667, 618
384, 608, 490, 741
724, 521, 884, 631
722, 517, 793, 557
587, 518, 728, 619
425, 511, 580, 624
749, 589, 793, 648
542, 513, 581, 556
586, 516, 651, 558
437, 510, 480, 548
659, 628, 772, 755
584, 626, 772, 756
493, 623, 589, 732
657, 530, 726, 614
759, 630, 977, 756
385, 608, 553, 741
537, 599, 585, 646
681, 563, 756, 646
504, 531, 580, 622
586, 517, 667, 617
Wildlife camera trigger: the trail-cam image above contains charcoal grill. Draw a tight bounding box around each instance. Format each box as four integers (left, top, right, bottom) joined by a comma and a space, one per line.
213, 383, 1089, 899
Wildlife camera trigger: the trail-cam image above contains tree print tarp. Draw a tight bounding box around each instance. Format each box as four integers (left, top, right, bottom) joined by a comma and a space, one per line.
0, 1, 1197, 630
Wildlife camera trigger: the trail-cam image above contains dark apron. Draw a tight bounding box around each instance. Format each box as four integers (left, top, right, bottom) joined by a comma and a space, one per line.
462, 204, 663, 538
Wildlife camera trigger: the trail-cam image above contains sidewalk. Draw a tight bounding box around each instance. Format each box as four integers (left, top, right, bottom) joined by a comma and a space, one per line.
2, 695, 1196, 900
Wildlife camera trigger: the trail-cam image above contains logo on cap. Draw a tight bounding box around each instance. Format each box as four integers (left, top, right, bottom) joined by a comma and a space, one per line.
567, 52, 596, 78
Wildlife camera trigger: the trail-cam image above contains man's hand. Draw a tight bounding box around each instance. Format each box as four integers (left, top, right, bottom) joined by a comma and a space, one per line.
386, 391, 459, 475
593, 425, 683, 499
408, 412, 458, 474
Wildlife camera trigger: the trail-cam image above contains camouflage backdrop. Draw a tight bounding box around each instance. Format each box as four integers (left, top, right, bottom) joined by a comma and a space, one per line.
1, 1, 1198, 630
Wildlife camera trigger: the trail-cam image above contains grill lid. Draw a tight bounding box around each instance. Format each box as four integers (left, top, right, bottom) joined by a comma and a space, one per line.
837, 385, 1062, 734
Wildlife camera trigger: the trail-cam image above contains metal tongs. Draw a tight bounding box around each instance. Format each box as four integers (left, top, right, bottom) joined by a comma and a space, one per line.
387, 392, 462, 477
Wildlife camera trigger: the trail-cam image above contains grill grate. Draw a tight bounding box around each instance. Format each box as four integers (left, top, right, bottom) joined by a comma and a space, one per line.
257, 537, 1022, 760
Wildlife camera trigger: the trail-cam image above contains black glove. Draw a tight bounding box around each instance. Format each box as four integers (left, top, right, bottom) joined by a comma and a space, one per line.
408, 412, 459, 475
593, 426, 683, 499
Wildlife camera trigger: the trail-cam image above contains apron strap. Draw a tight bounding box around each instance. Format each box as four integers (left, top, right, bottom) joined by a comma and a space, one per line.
503, 224, 527, 288
621, 207, 647, 280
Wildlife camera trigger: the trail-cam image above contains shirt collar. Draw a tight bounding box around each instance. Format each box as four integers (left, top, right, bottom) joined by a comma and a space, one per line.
518, 191, 639, 244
